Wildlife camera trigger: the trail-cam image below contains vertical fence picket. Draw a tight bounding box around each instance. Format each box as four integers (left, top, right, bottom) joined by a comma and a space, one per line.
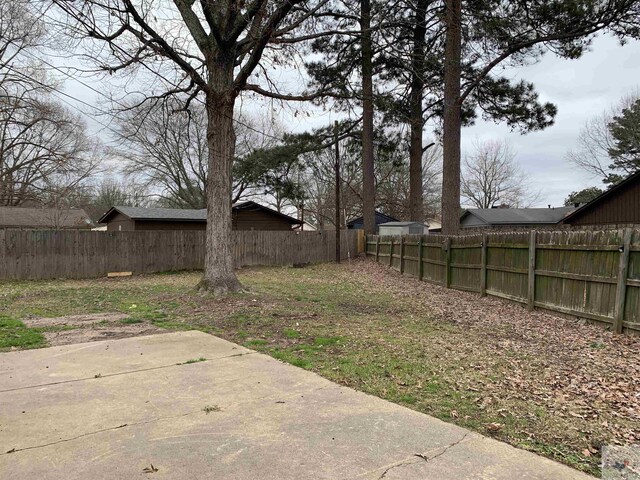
480, 232, 487, 296
528, 230, 537, 310
614, 228, 633, 333
444, 237, 451, 288
418, 236, 424, 280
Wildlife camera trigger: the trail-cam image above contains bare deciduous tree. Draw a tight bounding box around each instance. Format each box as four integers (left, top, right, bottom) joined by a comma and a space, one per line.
300, 134, 441, 229
376, 145, 441, 222
0, 96, 99, 206
113, 98, 288, 208
92, 178, 152, 212
54, 0, 328, 293
461, 140, 538, 209
114, 100, 209, 209
0, 0, 45, 96
567, 91, 640, 185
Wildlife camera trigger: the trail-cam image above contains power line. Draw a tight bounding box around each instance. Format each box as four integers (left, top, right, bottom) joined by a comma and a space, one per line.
34, 12, 306, 144
3, 64, 124, 140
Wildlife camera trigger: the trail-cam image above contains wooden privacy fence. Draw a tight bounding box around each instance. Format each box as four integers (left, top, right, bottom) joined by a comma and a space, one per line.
366, 229, 640, 334
0, 229, 359, 281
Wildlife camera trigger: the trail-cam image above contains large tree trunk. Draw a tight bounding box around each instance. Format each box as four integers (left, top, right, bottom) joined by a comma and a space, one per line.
199, 61, 242, 294
408, 0, 428, 222
441, 0, 462, 235
361, 0, 376, 235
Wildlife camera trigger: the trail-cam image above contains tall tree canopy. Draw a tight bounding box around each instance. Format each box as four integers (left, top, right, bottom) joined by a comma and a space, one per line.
564, 186, 604, 207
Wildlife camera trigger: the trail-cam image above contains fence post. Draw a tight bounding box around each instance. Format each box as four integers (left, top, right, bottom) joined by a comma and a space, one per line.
375, 236, 380, 262
614, 228, 633, 334
528, 230, 537, 310
480, 232, 487, 296
357, 229, 365, 254
418, 236, 424, 281
444, 237, 451, 288
389, 237, 394, 267
399, 236, 405, 274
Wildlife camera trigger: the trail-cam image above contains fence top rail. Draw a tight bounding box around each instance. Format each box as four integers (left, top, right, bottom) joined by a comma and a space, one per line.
367, 227, 640, 248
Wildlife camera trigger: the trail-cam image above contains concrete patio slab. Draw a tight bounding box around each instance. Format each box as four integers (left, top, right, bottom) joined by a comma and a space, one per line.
0, 331, 593, 479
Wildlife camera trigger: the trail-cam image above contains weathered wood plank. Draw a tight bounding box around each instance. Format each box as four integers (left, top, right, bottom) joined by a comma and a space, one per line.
614, 228, 633, 333
528, 230, 536, 310
444, 238, 451, 289
480, 232, 487, 297
418, 237, 424, 281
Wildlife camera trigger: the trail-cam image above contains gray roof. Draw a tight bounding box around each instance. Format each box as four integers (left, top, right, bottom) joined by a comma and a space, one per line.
379, 221, 424, 227
0, 207, 94, 229
106, 206, 207, 221
99, 201, 302, 225
346, 211, 399, 226
461, 207, 576, 226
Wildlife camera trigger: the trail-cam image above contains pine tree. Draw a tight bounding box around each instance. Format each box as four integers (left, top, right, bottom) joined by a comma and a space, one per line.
607, 98, 640, 183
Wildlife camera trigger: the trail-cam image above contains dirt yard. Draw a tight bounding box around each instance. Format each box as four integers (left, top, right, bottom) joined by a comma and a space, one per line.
1, 258, 638, 476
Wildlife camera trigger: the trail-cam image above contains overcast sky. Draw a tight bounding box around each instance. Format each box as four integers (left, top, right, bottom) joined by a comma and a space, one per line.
61, 33, 640, 209
462, 34, 640, 207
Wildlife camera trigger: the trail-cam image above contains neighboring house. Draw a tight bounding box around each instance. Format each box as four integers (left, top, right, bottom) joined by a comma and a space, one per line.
378, 221, 426, 236
346, 211, 400, 232
427, 219, 441, 233
460, 207, 576, 229
562, 170, 640, 227
98, 201, 302, 231
0, 207, 94, 230
293, 221, 317, 231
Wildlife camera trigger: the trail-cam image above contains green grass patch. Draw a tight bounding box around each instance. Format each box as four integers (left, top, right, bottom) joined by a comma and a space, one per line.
282, 328, 301, 339
313, 336, 343, 346
119, 317, 144, 324
271, 348, 313, 370
0, 316, 46, 350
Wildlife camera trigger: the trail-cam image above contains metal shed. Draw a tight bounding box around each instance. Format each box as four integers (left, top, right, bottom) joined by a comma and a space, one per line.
378, 221, 425, 236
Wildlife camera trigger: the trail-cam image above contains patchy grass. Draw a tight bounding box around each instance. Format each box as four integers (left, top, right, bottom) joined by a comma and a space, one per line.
2, 261, 639, 476
244, 339, 268, 347
177, 357, 207, 365
33, 325, 77, 333
119, 317, 144, 324
0, 316, 46, 350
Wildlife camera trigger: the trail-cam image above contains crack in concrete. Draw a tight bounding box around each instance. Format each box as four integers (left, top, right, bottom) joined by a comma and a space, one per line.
2, 412, 195, 456
2, 378, 343, 457
0, 351, 255, 394
376, 433, 470, 479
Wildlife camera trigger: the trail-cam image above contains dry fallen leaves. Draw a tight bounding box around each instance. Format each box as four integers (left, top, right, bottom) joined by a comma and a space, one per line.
485, 423, 504, 434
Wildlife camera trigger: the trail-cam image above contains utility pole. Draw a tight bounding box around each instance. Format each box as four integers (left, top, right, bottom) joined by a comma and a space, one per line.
334, 121, 341, 263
